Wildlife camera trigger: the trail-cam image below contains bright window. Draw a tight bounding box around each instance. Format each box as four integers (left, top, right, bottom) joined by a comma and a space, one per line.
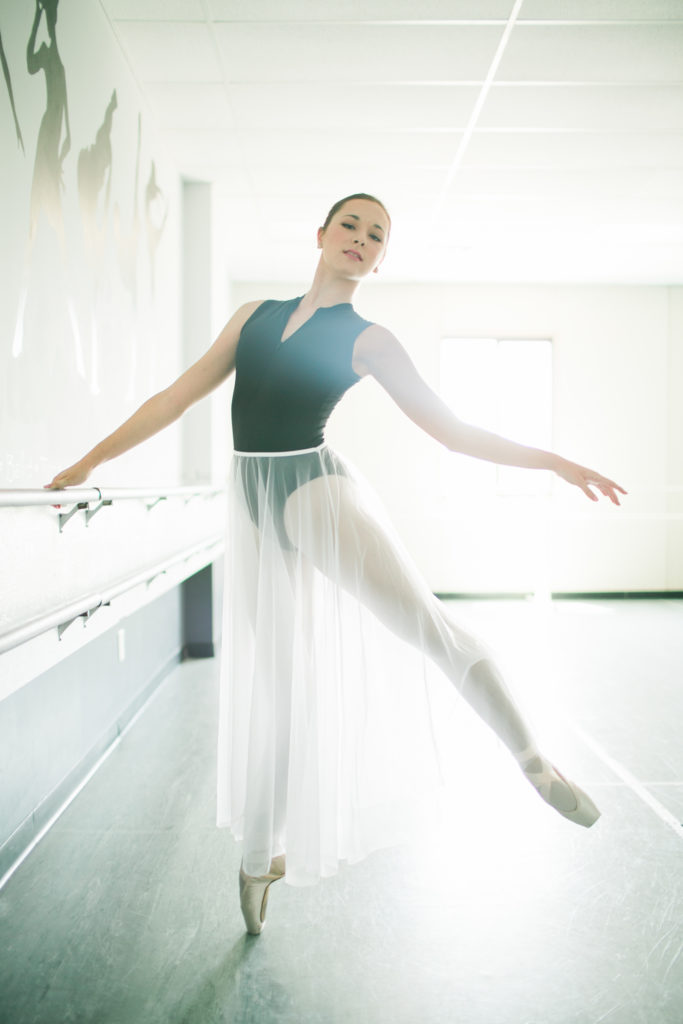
440, 337, 553, 497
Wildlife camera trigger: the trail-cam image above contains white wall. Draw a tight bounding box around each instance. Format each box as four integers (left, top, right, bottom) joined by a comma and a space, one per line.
0, 0, 182, 491
0, 1, 221, 674
668, 288, 683, 584
0, 2, 228, 867
181, 181, 235, 488
231, 280, 683, 594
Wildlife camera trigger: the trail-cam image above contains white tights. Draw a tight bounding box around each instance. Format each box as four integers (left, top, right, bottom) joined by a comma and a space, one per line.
283, 475, 537, 761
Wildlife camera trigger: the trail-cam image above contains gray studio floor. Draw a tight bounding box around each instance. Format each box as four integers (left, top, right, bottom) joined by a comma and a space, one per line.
1, 598, 682, 1024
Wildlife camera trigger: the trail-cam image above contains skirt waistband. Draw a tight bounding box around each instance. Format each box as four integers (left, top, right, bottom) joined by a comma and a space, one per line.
233, 442, 327, 458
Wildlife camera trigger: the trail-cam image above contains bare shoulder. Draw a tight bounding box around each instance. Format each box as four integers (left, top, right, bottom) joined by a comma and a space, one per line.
213, 299, 266, 348
352, 323, 403, 377
232, 299, 265, 327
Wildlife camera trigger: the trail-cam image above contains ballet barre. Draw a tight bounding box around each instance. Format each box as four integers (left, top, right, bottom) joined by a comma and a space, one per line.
0, 485, 224, 531
0, 535, 225, 656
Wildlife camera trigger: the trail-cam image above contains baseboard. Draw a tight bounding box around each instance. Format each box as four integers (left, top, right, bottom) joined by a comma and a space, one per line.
436, 591, 683, 601
182, 641, 215, 659
0, 648, 182, 888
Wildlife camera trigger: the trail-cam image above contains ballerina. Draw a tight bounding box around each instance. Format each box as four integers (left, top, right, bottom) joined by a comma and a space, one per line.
47, 193, 626, 935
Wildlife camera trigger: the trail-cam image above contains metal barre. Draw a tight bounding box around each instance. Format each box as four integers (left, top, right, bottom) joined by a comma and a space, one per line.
0, 536, 225, 656
0, 485, 224, 508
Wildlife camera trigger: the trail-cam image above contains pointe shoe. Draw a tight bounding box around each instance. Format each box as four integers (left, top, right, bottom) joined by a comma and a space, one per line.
516, 747, 601, 828
238, 854, 286, 935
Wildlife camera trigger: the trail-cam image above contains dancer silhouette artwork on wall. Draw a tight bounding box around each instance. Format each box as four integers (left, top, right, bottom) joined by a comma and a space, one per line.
144, 160, 167, 298
12, 0, 86, 382
77, 88, 117, 280
114, 113, 144, 400
1, 27, 25, 152
77, 88, 119, 394
46, 194, 627, 935
27, 0, 70, 249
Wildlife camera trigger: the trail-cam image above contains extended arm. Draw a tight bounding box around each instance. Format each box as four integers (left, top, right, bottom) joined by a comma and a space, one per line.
45, 301, 262, 488
353, 325, 626, 505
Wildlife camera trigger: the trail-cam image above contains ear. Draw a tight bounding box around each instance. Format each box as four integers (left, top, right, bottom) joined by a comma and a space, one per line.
317, 227, 324, 248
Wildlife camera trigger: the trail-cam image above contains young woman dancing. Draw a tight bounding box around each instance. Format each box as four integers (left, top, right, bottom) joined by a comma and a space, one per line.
47, 193, 626, 935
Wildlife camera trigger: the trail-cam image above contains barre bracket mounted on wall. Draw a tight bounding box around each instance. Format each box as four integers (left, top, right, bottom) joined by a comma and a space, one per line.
144, 496, 167, 511
57, 600, 109, 640
58, 495, 113, 532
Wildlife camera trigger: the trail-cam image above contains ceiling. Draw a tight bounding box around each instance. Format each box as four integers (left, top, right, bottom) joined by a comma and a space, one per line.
100, 0, 683, 284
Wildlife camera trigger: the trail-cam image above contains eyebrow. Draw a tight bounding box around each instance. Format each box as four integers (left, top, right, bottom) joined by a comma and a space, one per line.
344, 213, 385, 233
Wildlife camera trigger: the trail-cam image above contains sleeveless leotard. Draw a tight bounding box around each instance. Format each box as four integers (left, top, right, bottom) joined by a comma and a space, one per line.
231, 296, 373, 546
231, 295, 372, 452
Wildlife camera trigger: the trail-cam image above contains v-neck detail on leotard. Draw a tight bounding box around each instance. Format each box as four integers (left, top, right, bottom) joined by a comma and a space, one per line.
279, 295, 354, 345
232, 296, 372, 452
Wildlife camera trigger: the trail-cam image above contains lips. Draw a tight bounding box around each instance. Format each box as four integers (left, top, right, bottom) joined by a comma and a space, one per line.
344, 249, 362, 261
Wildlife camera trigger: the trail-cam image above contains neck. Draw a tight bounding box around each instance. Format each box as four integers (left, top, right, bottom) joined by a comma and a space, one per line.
300, 258, 362, 310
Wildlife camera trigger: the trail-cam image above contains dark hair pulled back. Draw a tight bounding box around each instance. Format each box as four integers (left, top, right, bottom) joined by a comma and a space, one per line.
321, 193, 391, 234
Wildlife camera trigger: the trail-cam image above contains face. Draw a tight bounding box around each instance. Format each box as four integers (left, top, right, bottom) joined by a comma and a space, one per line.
317, 199, 389, 278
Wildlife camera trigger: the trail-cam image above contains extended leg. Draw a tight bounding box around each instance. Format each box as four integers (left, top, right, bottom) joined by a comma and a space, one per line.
283, 475, 600, 827
284, 476, 534, 758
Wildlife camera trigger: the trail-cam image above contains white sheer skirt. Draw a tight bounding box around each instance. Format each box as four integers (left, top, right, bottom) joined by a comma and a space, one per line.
216, 444, 518, 887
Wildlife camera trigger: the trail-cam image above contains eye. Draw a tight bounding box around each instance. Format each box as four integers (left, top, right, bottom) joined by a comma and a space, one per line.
371, 234, 382, 243
342, 222, 354, 229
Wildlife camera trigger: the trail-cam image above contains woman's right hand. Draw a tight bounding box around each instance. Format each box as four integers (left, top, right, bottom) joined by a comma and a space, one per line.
44, 460, 93, 490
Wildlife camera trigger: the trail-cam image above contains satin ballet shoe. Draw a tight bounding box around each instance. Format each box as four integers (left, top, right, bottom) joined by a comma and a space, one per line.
516, 746, 601, 828
239, 854, 286, 935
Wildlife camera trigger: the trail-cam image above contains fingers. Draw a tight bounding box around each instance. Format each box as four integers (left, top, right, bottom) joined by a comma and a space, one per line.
599, 476, 627, 496
592, 480, 618, 505
557, 458, 627, 506
44, 476, 65, 490
44, 471, 77, 490
582, 470, 627, 506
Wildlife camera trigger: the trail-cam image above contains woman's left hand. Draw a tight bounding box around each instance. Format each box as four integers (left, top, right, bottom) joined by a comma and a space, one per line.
553, 456, 627, 505
44, 458, 93, 490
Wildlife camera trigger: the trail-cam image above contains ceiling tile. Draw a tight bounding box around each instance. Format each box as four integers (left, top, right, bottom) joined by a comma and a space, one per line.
113, 21, 222, 82
104, 0, 204, 19
213, 23, 503, 82
236, 130, 459, 167
520, 0, 683, 22
226, 82, 479, 131
144, 83, 235, 130
437, 191, 683, 225
248, 163, 445, 198
164, 130, 247, 168
497, 24, 683, 82
451, 165, 679, 202
479, 84, 683, 132
207, 1, 514, 21
103, 5, 683, 282
463, 132, 683, 170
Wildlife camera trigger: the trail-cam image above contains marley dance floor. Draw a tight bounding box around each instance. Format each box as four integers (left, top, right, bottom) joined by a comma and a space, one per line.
1, 598, 682, 1024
